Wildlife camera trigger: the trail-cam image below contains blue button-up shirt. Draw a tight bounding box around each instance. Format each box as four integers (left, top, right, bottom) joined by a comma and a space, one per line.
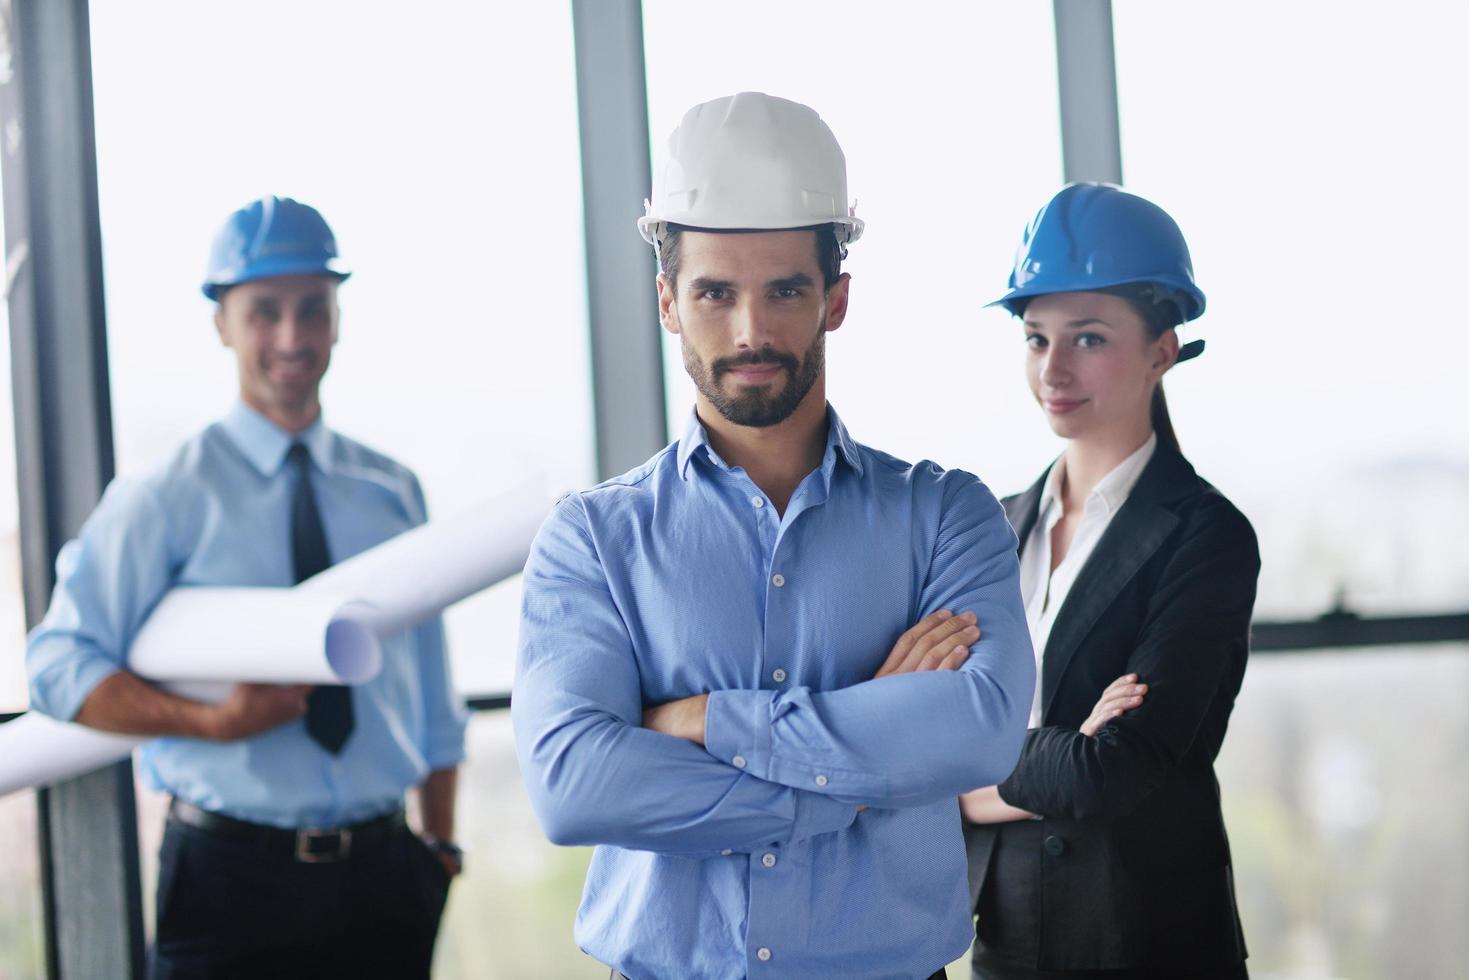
515, 408, 1034, 979
26, 401, 467, 827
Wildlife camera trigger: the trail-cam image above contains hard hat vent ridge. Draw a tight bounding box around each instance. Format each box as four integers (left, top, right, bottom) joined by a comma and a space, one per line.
638, 92, 864, 246
201, 196, 351, 301
991, 182, 1205, 322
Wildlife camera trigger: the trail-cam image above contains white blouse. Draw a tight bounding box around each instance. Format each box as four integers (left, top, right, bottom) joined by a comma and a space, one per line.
1019, 433, 1157, 728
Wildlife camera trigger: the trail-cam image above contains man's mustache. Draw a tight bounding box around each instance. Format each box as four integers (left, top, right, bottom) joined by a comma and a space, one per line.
712, 350, 797, 378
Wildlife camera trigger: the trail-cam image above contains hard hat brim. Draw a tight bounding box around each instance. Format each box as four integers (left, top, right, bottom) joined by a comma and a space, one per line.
202, 257, 352, 301
988, 274, 1206, 322
637, 215, 864, 247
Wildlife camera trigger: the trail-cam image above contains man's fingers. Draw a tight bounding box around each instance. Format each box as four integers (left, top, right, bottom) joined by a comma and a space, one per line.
912, 630, 978, 674
878, 610, 962, 677
898, 616, 978, 674
937, 645, 970, 671
875, 610, 954, 677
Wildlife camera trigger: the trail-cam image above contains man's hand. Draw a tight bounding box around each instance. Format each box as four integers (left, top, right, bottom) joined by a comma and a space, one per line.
1079, 673, 1148, 737
873, 609, 980, 678
205, 683, 312, 741
643, 693, 710, 746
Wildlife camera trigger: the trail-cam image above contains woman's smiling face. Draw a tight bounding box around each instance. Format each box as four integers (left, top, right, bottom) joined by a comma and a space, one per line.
1022, 290, 1176, 442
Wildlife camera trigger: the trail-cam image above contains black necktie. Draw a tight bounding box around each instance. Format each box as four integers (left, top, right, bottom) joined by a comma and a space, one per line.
288, 443, 354, 754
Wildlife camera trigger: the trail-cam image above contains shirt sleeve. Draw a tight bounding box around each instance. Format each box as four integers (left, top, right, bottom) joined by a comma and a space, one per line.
703, 472, 1035, 809
513, 495, 860, 857
404, 477, 468, 771
26, 479, 177, 722
996, 496, 1260, 820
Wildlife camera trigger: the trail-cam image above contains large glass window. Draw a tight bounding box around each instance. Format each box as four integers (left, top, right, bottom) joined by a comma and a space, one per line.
89, 2, 592, 970
1114, 5, 1469, 976
436, 714, 602, 979
89, 0, 592, 698
0, 164, 46, 980
644, 1, 1068, 496
1112, 1, 1469, 620
0, 790, 46, 979
0, 202, 28, 714
1216, 645, 1469, 975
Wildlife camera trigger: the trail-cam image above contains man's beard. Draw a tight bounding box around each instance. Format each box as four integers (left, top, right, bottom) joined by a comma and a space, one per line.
683, 325, 825, 428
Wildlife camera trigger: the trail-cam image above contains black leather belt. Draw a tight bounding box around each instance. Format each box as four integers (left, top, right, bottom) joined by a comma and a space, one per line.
168, 798, 405, 863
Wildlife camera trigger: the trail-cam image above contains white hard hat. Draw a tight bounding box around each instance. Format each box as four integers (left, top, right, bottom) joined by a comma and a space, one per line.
638, 92, 864, 248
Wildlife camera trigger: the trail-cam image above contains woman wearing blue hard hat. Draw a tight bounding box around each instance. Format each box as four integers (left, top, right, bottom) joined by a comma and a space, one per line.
960, 183, 1260, 979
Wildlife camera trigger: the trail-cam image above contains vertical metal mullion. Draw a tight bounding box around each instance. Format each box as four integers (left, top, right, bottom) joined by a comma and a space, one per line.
571, 0, 667, 480
1053, 0, 1124, 184
0, 1, 143, 977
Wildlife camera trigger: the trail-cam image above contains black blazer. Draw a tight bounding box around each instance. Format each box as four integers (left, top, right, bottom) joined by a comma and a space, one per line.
963, 445, 1259, 971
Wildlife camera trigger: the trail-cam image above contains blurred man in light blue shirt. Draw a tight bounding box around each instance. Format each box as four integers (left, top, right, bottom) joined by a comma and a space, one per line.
26, 196, 466, 979
514, 93, 1034, 979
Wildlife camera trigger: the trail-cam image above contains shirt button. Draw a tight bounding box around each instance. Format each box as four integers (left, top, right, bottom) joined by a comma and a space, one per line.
771, 573, 785, 588
761, 852, 777, 868
756, 947, 772, 962
814, 774, 828, 787
771, 668, 787, 683
751, 495, 764, 508
720, 849, 733, 856
732, 755, 747, 769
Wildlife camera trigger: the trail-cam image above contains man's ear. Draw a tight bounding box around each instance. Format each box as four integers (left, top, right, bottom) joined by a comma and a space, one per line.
213, 307, 232, 348
823, 272, 852, 333
656, 274, 680, 335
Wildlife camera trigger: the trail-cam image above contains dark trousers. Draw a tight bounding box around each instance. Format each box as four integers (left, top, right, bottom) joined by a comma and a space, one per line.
972, 957, 1247, 980
148, 816, 451, 980
613, 971, 947, 979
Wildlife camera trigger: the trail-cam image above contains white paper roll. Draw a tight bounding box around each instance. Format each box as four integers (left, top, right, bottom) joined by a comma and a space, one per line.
129, 589, 382, 685
0, 478, 557, 798
0, 713, 145, 797
298, 476, 551, 637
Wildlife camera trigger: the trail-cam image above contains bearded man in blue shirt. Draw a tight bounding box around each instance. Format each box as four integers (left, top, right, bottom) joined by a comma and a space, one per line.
514, 93, 1036, 980
25, 196, 467, 979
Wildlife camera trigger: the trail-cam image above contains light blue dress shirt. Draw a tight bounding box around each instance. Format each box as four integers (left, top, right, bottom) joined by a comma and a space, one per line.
26, 401, 467, 827
515, 408, 1035, 980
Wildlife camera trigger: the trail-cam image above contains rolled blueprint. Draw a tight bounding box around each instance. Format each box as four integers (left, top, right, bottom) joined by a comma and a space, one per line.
297, 477, 549, 637
0, 478, 554, 798
0, 713, 145, 797
0, 592, 381, 796
129, 589, 382, 685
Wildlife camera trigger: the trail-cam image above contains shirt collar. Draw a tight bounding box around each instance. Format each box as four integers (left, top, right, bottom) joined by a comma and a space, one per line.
676, 404, 865, 482
1037, 431, 1158, 521
1092, 432, 1157, 514
221, 400, 335, 477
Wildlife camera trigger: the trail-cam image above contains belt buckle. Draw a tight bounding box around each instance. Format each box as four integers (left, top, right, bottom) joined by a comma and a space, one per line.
294, 827, 352, 863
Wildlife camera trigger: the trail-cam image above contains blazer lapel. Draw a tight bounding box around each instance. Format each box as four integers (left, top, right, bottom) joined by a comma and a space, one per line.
1038, 447, 1197, 721
1002, 465, 1050, 551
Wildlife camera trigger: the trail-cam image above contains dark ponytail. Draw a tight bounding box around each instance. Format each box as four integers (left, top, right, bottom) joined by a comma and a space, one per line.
1100, 283, 1185, 453
1151, 384, 1180, 453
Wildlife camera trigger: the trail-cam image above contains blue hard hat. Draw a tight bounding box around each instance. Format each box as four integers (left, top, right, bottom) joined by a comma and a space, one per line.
990, 183, 1205, 322
201, 196, 351, 300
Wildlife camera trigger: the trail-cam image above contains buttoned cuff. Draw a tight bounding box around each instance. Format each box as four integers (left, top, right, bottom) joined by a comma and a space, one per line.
704, 689, 775, 779
37, 658, 122, 724
789, 789, 860, 844
422, 711, 469, 771
423, 738, 467, 771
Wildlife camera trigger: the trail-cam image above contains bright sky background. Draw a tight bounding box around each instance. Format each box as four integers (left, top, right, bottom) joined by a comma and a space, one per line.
2, 1, 1466, 710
